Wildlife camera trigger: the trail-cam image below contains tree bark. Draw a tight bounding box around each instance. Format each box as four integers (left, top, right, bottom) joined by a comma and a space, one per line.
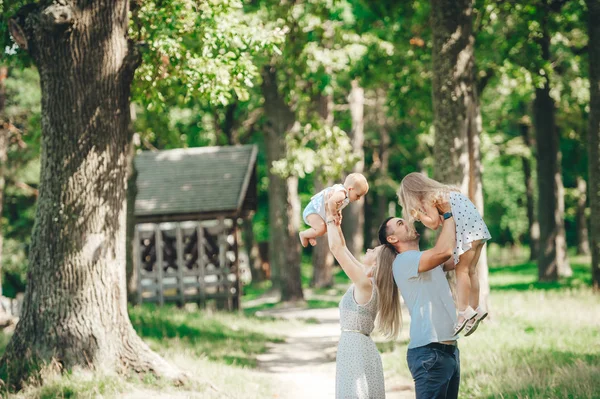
0, 1, 182, 388
587, 0, 600, 291
0, 66, 8, 298
431, 0, 490, 311
576, 176, 590, 256
261, 66, 304, 301
519, 122, 540, 261
533, 9, 570, 281
344, 79, 365, 255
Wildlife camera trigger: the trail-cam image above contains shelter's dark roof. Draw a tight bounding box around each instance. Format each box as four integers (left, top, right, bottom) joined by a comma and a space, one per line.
134, 145, 257, 219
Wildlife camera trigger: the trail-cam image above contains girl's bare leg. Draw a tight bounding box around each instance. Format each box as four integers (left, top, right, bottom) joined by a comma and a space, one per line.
455, 248, 479, 326
468, 241, 484, 310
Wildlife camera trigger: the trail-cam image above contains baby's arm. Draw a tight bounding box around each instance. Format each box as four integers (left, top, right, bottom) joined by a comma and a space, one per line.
418, 201, 443, 230
327, 190, 347, 224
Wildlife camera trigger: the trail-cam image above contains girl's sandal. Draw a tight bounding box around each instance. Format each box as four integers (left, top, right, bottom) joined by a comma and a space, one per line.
453, 306, 477, 335
464, 307, 488, 337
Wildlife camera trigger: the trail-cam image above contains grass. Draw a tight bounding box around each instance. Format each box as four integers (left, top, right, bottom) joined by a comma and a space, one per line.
381, 253, 600, 399
0, 304, 300, 398
1, 249, 598, 398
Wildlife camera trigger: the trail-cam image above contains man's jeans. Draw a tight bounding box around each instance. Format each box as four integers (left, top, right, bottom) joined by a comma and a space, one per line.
407, 343, 460, 399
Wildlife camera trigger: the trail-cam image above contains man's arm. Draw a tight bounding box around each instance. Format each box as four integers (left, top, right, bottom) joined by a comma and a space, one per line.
442, 256, 456, 271
418, 198, 455, 273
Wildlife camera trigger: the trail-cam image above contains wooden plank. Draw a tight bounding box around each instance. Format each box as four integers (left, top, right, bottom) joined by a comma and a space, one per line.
155, 224, 165, 306
197, 222, 207, 307
176, 223, 185, 305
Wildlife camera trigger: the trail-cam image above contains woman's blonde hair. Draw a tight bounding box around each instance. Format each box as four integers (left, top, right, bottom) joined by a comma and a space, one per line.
373, 245, 402, 340
397, 172, 459, 225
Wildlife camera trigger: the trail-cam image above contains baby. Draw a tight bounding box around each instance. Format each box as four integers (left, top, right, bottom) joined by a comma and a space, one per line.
299, 173, 369, 247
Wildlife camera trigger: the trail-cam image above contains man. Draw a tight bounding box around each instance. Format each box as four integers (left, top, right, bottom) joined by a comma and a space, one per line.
378, 198, 459, 399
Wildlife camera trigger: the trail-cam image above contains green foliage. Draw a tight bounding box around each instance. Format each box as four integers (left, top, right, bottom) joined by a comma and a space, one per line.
131, 0, 284, 109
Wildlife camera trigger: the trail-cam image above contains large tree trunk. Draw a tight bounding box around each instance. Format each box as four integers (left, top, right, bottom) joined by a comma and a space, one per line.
533, 11, 570, 281
344, 79, 365, 254
587, 0, 600, 291
0, 66, 8, 298
261, 66, 303, 301
576, 176, 591, 256
431, 0, 490, 311
519, 121, 540, 261
0, 1, 182, 388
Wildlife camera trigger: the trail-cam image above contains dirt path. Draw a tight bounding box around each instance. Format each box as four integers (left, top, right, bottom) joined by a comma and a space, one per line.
256, 307, 415, 399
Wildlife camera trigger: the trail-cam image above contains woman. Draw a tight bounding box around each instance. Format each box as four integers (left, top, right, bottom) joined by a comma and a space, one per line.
325, 203, 400, 399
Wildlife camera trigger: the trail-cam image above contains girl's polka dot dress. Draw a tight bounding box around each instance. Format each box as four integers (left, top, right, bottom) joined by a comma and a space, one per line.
449, 192, 492, 265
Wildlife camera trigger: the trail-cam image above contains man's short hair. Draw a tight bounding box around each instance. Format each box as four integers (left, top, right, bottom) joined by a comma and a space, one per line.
378, 217, 395, 246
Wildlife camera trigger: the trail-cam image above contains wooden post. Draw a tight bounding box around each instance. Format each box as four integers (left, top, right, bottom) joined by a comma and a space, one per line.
197, 222, 206, 308
233, 222, 241, 311
218, 217, 228, 310
176, 223, 185, 306
155, 224, 164, 306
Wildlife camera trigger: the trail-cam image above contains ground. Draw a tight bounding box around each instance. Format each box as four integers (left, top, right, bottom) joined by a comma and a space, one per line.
1, 250, 599, 398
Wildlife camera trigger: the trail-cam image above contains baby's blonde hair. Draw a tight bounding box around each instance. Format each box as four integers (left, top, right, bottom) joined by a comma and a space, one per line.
397, 172, 459, 225
344, 173, 369, 195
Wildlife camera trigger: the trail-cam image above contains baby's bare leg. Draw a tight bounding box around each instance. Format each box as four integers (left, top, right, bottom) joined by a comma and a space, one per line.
299, 214, 327, 247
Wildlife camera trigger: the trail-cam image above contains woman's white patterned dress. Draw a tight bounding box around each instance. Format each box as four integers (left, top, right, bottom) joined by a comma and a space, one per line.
336, 282, 385, 399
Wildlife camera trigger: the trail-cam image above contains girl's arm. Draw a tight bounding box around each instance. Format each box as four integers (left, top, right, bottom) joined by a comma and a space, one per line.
419, 200, 443, 230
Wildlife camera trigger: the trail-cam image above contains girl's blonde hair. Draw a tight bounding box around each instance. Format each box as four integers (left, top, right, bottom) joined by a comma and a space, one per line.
373, 245, 402, 340
397, 172, 459, 225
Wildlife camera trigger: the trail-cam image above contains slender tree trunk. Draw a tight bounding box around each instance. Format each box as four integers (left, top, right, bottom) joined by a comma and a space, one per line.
519, 122, 540, 261
345, 79, 365, 254
311, 91, 335, 288
0, 66, 8, 298
587, 0, 600, 290
243, 216, 266, 282
533, 11, 569, 281
431, 0, 491, 311
576, 176, 591, 256
1, 1, 182, 388
373, 88, 391, 247
261, 66, 303, 301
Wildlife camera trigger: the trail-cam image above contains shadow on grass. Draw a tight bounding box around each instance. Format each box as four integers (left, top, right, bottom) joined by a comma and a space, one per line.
489, 261, 591, 291
466, 347, 600, 398
129, 305, 283, 368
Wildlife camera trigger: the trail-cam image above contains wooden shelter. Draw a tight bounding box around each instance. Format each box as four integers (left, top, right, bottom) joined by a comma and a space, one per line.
133, 145, 257, 310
